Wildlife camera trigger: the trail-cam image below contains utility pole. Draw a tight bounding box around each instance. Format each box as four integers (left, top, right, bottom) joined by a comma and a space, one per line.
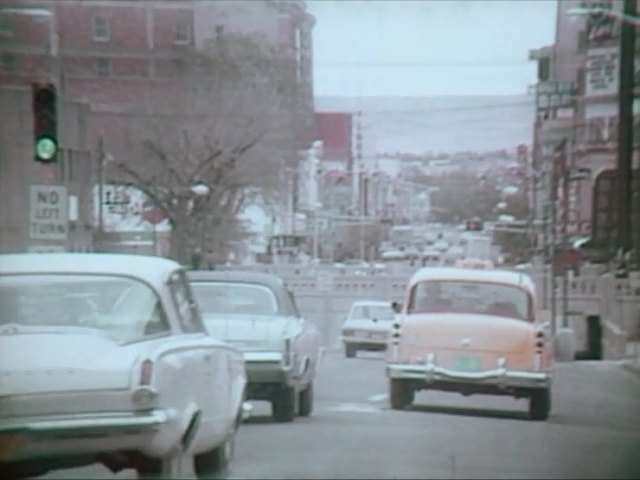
561, 139, 571, 329
355, 111, 365, 261
616, 0, 636, 258
97, 136, 105, 252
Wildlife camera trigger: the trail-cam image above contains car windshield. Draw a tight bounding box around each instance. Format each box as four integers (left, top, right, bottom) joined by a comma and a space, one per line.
0, 274, 169, 342
191, 282, 279, 316
350, 305, 394, 321
408, 280, 532, 322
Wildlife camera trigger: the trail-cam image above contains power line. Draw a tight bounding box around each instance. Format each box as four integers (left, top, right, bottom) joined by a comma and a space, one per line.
316, 60, 533, 68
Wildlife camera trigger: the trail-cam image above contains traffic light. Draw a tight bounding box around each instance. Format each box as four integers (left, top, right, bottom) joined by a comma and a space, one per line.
32, 82, 58, 163
466, 219, 483, 231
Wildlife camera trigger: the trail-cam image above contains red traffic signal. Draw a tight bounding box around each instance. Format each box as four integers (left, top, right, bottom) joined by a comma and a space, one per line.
32, 83, 58, 163
466, 220, 483, 231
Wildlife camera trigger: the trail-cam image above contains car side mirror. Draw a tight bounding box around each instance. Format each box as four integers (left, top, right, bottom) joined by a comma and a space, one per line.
391, 301, 402, 314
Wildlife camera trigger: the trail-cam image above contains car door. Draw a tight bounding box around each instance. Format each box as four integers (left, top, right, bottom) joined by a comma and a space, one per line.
168, 271, 232, 443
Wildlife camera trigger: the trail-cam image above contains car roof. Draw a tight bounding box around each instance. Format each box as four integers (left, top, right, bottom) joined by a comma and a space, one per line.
0, 253, 182, 288
187, 270, 287, 289
409, 267, 536, 294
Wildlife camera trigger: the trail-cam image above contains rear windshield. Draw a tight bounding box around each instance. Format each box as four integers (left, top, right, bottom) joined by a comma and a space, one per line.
0, 274, 169, 342
408, 280, 533, 322
191, 282, 279, 316
350, 305, 394, 321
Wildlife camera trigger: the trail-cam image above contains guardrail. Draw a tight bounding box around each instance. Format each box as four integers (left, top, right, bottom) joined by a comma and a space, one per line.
213, 264, 640, 356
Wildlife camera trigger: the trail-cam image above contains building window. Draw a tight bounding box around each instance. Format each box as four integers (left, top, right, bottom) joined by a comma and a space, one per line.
0, 13, 14, 36
577, 31, 588, 53
538, 57, 550, 82
175, 22, 191, 44
2, 53, 16, 72
95, 58, 111, 77
215, 25, 224, 40
92, 17, 110, 41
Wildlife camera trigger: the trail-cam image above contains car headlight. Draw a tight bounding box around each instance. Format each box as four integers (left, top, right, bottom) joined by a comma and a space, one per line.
343, 329, 355, 336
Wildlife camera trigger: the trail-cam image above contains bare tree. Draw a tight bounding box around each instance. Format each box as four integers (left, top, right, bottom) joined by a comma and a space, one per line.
112, 34, 305, 264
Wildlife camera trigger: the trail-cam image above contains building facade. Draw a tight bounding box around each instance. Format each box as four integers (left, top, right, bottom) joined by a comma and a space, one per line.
529, 0, 640, 260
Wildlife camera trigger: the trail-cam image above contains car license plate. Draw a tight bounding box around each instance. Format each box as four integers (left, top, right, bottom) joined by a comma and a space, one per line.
0, 433, 26, 460
453, 356, 481, 372
370, 333, 384, 340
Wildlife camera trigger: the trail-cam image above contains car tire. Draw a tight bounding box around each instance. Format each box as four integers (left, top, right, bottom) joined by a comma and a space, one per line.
298, 381, 314, 417
193, 430, 235, 480
272, 385, 296, 422
345, 343, 357, 358
528, 388, 551, 421
389, 379, 414, 410
136, 452, 184, 479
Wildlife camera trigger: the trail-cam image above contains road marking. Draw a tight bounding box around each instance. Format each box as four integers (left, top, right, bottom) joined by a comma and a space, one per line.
368, 393, 389, 403
326, 402, 381, 413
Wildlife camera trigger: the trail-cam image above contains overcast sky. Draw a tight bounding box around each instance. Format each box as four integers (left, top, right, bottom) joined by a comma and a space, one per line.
306, 0, 558, 97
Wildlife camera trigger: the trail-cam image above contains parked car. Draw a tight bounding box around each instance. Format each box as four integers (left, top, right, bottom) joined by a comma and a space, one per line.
386, 267, 553, 420
188, 271, 322, 423
0, 253, 247, 479
341, 300, 396, 358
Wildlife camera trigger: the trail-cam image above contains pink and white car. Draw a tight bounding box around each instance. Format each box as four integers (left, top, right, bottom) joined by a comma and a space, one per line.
0, 253, 247, 479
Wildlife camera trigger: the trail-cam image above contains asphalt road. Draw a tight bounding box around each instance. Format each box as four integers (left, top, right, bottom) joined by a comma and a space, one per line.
40, 350, 640, 479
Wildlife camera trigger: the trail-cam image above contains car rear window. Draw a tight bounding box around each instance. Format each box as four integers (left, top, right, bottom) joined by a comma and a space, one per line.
350, 305, 394, 321
0, 274, 170, 342
408, 280, 532, 322
190, 282, 279, 316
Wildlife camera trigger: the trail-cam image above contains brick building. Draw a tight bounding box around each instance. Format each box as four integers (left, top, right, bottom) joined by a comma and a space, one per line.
0, 0, 315, 253
528, 0, 640, 259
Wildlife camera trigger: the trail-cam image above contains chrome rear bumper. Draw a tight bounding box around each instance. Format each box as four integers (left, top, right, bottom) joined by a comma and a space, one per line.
387, 356, 551, 389
0, 410, 170, 435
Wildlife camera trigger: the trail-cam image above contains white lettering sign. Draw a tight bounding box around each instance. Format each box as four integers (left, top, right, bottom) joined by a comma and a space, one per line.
586, 47, 618, 97
29, 185, 68, 240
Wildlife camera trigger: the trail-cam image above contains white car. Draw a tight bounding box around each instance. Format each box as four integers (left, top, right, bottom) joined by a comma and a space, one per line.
0, 253, 247, 479
341, 300, 396, 358
188, 271, 322, 423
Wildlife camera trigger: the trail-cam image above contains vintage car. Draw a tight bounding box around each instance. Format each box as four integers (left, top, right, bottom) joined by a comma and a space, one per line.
188, 271, 322, 423
0, 253, 247, 479
386, 267, 553, 420
341, 300, 396, 358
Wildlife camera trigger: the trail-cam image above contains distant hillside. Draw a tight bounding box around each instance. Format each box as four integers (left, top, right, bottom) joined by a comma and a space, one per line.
314, 95, 535, 155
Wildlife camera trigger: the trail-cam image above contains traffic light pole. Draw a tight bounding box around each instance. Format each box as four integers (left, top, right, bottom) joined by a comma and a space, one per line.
616, 0, 636, 258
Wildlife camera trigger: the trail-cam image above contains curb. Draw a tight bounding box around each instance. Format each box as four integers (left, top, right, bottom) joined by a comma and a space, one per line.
621, 360, 640, 378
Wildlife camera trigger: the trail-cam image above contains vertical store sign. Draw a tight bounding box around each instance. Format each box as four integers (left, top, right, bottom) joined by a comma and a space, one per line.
29, 185, 68, 240
585, 47, 619, 97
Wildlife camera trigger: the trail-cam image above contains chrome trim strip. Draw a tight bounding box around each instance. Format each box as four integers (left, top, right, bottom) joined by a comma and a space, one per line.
0, 410, 171, 434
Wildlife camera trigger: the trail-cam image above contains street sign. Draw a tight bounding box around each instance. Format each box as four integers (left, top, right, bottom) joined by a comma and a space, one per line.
29, 185, 68, 240
316, 271, 334, 293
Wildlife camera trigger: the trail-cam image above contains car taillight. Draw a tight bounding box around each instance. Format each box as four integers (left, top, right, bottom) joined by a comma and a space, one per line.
139, 359, 154, 386
533, 331, 545, 370
283, 338, 293, 366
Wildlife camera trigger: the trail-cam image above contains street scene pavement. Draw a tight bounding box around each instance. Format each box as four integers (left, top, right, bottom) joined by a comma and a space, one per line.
41, 350, 640, 480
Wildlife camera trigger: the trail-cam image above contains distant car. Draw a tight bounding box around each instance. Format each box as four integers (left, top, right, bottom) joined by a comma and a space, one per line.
386, 267, 553, 420
188, 271, 322, 423
0, 253, 247, 479
341, 300, 396, 358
